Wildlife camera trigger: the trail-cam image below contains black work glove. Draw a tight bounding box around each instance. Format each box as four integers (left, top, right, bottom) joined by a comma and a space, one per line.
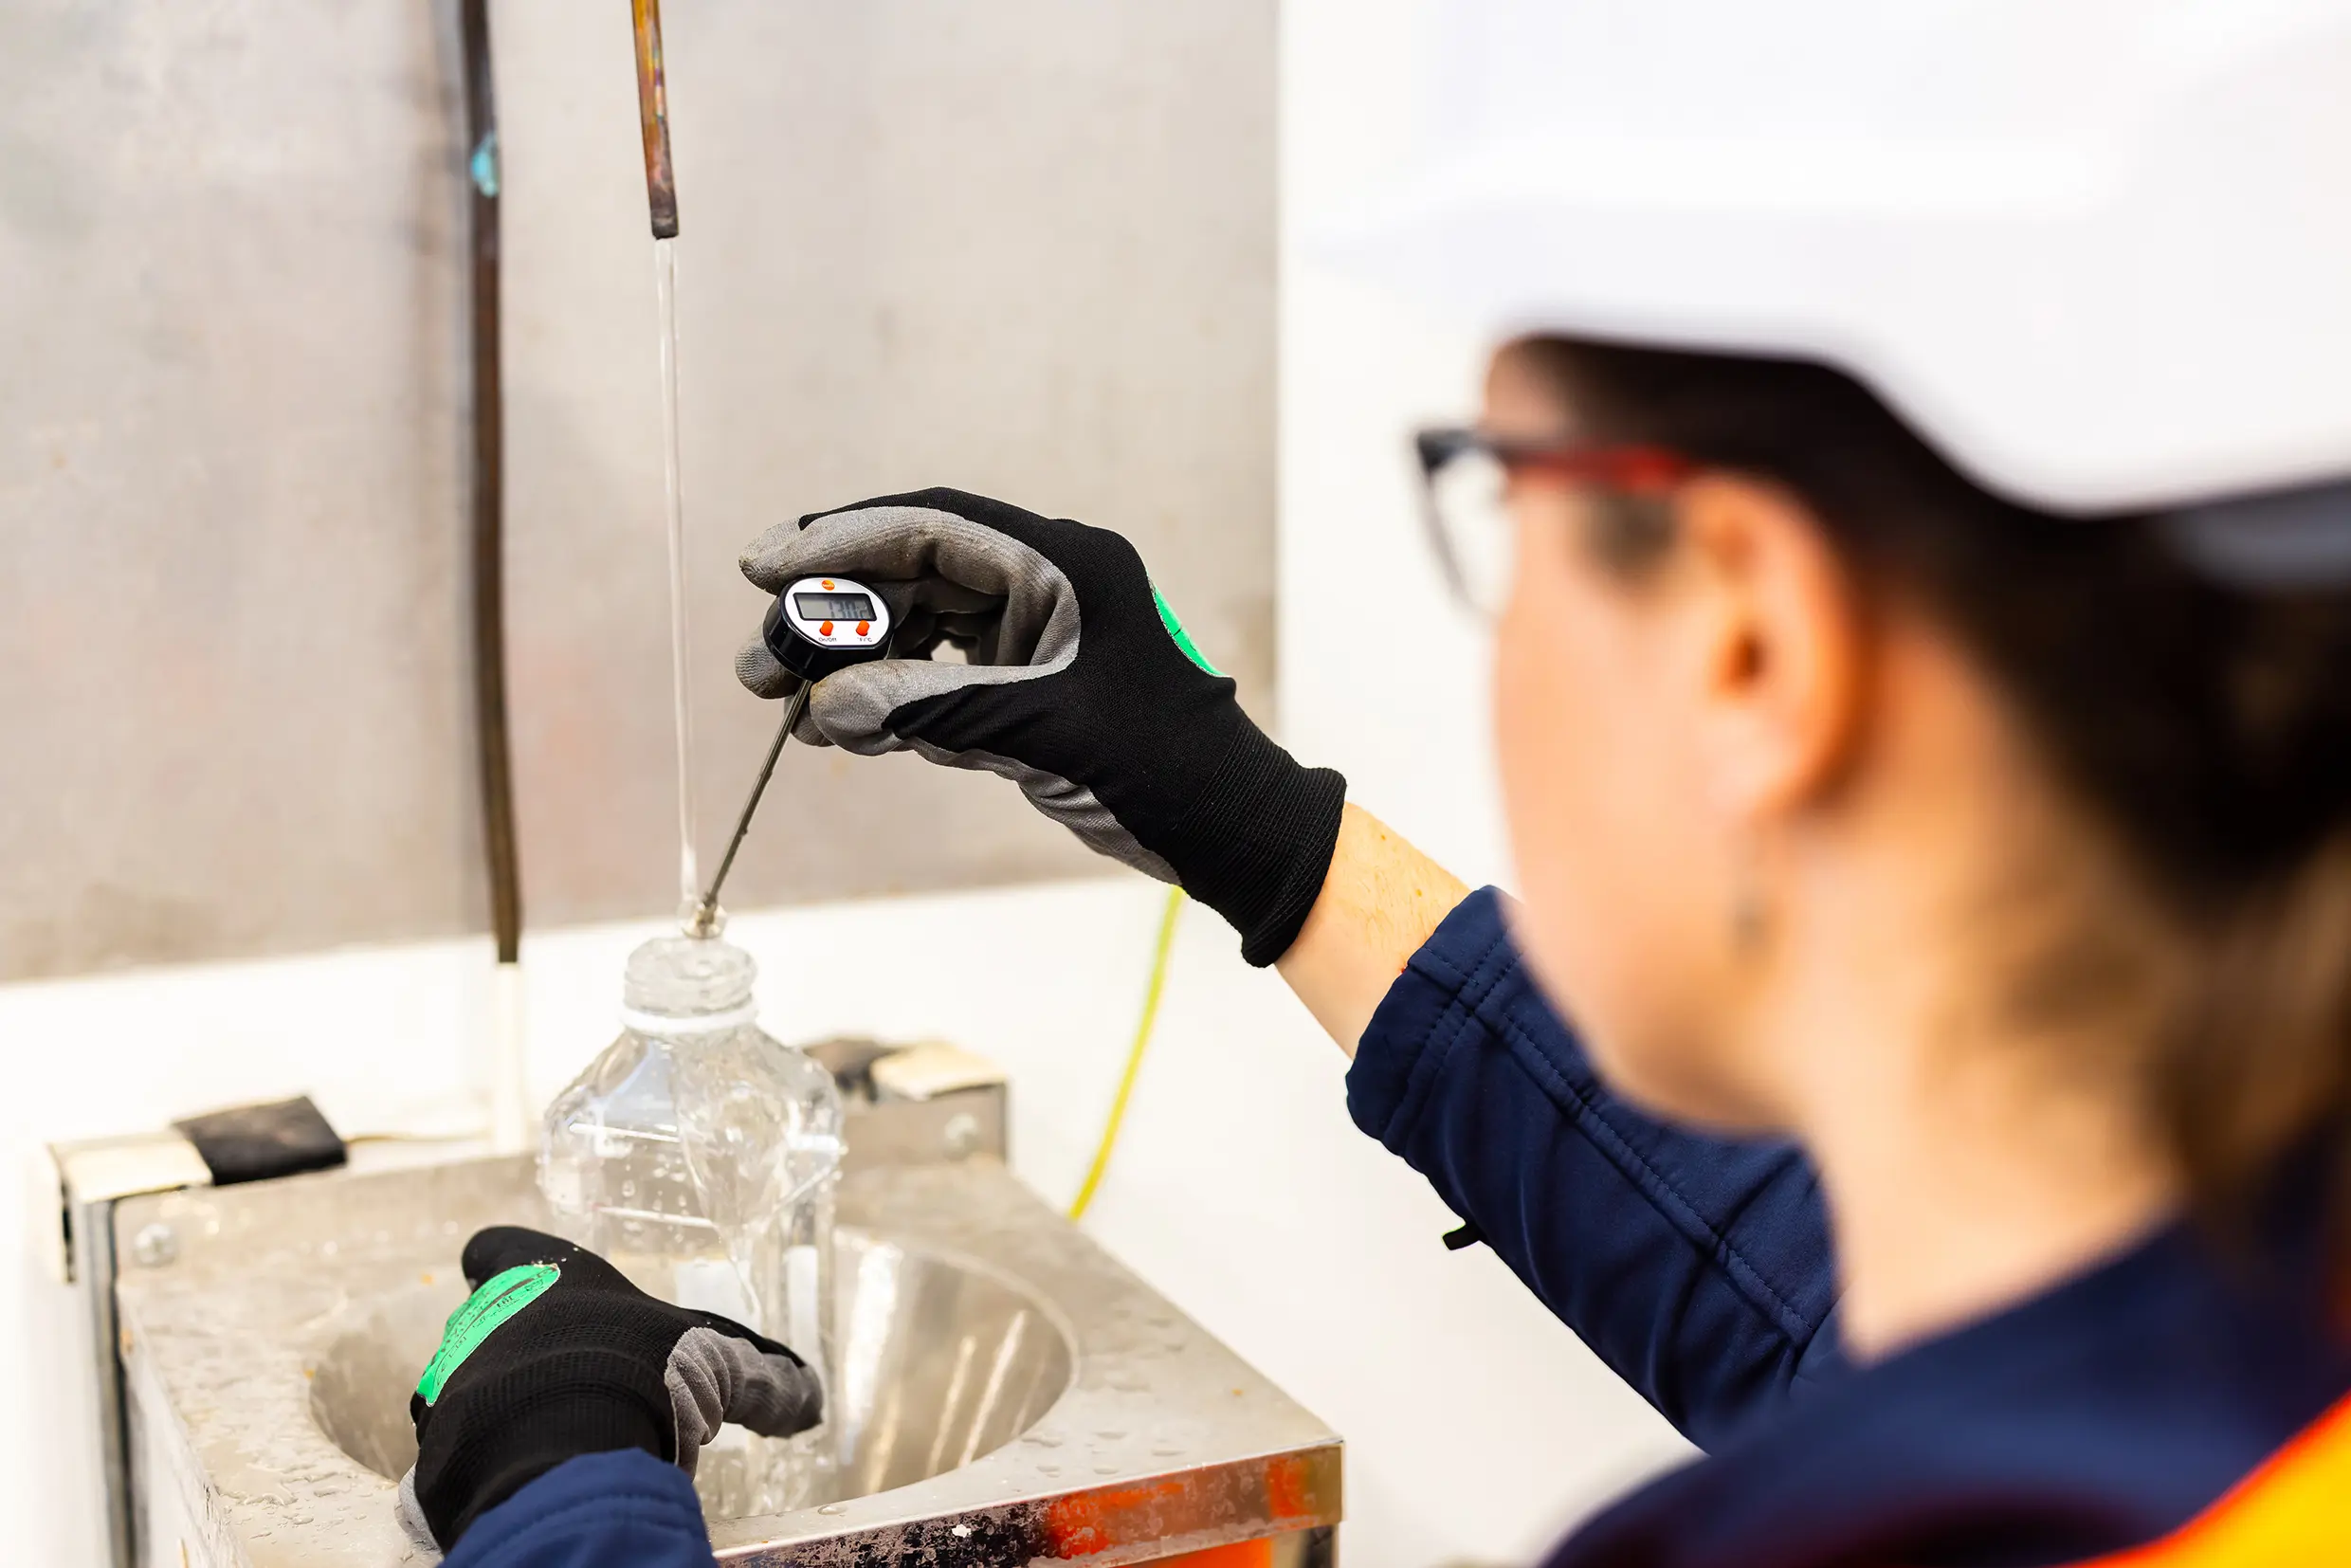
735, 488, 1347, 966
398, 1227, 823, 1553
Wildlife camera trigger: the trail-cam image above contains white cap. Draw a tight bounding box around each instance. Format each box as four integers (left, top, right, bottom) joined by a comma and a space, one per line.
1320, 0, 2351, 517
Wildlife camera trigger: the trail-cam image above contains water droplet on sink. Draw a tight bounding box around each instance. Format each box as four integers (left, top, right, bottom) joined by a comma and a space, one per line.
1093, 1464, 1120, 1475
1022, 1431, 1063, 1448
1152, 1443, 1182, 1457
1038, 1464, 1061, 1477
1095, 1429, 1126, 1441
816, 1504, 847, 1515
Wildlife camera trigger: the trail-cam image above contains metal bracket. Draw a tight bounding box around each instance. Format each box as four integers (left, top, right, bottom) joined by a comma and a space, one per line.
50, 1131, 213, 1568
813, 1036, 1011, 1170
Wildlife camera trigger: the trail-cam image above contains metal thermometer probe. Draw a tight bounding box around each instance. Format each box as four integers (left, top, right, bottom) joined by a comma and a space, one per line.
687, 575, 893, 936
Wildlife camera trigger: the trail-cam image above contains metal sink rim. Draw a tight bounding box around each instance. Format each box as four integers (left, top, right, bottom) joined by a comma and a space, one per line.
108, 1150, 1340, 1566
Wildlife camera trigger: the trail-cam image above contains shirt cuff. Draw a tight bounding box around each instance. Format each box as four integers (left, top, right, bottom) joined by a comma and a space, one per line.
1345, 885, 1519, 1152
445, 1449, 706, 1567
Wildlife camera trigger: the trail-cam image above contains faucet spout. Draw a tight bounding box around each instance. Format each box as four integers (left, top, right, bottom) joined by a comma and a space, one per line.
629, 0, 680, 238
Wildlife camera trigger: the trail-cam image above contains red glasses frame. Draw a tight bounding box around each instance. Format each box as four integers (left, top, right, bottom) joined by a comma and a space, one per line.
1412, 426, 1697, 611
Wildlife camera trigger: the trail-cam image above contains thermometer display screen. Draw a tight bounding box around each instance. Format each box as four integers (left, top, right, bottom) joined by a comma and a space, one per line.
793, 592, 877, 622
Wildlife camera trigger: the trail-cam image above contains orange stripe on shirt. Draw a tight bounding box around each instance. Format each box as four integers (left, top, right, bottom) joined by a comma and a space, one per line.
2063, 1389, 2351, 1565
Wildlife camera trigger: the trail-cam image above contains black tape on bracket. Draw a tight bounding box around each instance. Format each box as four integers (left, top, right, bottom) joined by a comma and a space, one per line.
172, 1096, 348, 1187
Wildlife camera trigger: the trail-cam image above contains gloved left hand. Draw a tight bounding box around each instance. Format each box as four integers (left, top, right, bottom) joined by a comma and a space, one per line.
398, 1226, 824, 1553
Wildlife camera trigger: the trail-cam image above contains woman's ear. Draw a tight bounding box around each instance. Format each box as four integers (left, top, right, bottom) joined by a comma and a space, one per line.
1673, 473, 1867, 823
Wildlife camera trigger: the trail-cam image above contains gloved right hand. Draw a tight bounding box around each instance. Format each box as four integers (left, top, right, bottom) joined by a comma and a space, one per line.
736, 488, 1346, 966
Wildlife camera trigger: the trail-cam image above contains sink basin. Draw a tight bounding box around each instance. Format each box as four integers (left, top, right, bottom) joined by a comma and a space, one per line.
307, 1230, 1075, 1501
106, 1148, 1340, 1566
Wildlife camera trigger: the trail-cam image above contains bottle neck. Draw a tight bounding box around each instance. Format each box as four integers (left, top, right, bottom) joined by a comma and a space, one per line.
619, 935, 758, 1036
619, 997, 760, 1036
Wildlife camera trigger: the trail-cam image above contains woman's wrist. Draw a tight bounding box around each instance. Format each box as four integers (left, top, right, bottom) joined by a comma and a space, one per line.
1276, 803, 1469, 1055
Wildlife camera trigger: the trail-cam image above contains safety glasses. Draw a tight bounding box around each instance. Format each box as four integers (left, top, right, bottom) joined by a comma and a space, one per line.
1413, 427, 1695, 617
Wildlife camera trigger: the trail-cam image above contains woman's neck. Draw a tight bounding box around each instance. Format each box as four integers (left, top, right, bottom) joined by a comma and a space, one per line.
1760, 621, 2182, 1362
1811, 1059, 2177, 1362
1777, 903, 2181, 1361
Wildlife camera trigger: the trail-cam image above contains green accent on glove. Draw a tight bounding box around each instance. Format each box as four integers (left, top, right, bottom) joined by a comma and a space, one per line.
417, 1263, 560, 1405
1152, 584, 1222, 677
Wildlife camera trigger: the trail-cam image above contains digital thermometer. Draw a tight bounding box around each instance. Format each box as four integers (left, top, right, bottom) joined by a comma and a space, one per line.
690, 574, 893, 934
759, 574, 894, 683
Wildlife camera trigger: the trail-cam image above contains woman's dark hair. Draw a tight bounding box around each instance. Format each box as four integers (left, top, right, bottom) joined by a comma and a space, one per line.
1513, 336, 2351, 1266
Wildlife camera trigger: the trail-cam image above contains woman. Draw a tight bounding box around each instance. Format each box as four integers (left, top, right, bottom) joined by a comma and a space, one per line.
403, 6, 2351, 1564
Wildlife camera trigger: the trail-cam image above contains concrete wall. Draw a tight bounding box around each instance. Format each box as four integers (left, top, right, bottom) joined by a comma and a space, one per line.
0, 0, 1274, 983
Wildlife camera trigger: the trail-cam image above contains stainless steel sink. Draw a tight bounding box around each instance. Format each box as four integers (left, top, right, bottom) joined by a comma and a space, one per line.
307, 1230, 1076, 1499
95, 1117, 1340, 1567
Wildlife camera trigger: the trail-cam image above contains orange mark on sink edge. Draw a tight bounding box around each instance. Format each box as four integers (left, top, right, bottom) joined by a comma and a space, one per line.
1040, 1454, 1331, 1558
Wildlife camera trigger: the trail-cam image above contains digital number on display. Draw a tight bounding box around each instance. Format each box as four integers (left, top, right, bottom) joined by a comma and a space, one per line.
793, 593, 877, 622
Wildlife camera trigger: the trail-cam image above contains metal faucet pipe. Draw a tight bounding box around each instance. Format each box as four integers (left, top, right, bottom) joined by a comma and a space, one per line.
462, 0, 519, 971
630, 0, 681, 238
461, 0, 531, 1154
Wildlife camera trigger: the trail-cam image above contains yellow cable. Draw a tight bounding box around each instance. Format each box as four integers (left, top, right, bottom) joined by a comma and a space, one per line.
1068, 885, 1186, 1222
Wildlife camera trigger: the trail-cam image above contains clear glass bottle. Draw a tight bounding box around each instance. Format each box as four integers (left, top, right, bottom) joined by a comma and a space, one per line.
539, 934, 844, 1515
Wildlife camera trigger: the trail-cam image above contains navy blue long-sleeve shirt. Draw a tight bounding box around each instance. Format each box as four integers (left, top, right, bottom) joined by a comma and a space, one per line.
1346, 886, 1846, 1448
456, 887, 2351, 1568
447, 1450, 709, 1568
1349, 889, 2351, 1567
